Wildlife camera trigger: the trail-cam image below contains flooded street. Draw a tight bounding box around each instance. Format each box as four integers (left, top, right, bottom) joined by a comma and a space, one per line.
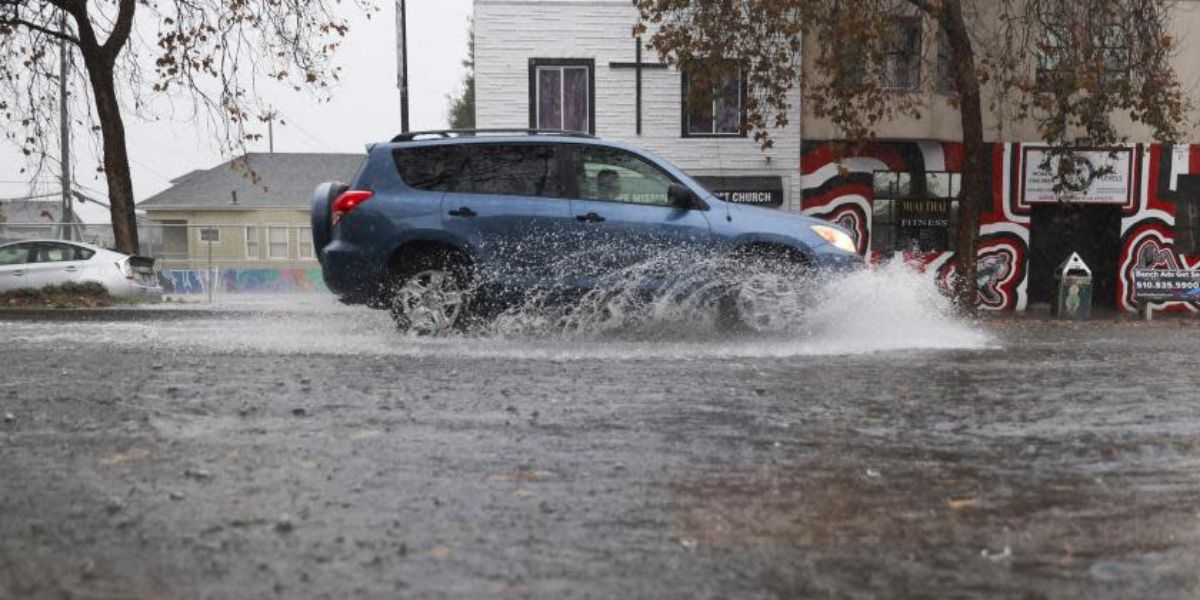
3, 283, 1200, 598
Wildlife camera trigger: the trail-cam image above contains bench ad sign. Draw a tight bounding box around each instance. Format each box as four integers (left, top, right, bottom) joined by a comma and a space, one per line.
1133, 269, 1200, 301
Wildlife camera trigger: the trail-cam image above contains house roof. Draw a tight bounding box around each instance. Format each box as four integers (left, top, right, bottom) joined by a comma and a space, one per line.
1, 199, 85, 224
139, 152, 364, 210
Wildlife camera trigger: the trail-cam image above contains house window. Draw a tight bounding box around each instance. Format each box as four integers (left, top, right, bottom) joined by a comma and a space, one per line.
267, 226, 289, 259
198, 227, 220, 243
682, 70, 745, 137
245, 226, 260, 259
298, 228, 314, 259
882, 17, 922, 91
529, 59, 594, 134
872, 171, 962, 252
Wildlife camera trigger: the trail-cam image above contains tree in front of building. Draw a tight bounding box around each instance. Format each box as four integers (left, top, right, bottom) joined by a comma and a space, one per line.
635, 0, 1188, 310
0, 1, 374, 254
447, 22, 476, 130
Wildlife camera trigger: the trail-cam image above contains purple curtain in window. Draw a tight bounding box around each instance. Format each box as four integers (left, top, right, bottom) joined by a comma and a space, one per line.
688, 91, 714, 135
537, 68, 562, 130
562, 67, 589, 132
714, 74, 740, 133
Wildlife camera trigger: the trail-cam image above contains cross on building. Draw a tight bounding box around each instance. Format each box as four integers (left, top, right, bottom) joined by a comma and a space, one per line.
608, 37, 668, 135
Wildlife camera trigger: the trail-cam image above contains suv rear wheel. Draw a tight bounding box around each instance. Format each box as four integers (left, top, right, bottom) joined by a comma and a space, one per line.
388, 252, 473, 335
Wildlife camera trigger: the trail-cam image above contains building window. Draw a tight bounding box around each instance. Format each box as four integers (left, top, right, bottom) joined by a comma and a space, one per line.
1038, 20, 1128, 87
1035, 24, 1069, 87
267, 226, 289, 259
198, 227, 220, 243
1177, 201, 1199, 255
872, 171, 962, 252
298, 228, 314, 259
529, 59, 594, 134
936, 28, 956, 94
1176, 177, 1200, 255
245, 226, 260, 259
1098, 24, 1130, 86
882, 17, 922, 91
682, 70, 745, 137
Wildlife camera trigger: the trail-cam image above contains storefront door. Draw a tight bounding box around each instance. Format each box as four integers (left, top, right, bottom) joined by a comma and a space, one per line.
1028, 203, 1123, 309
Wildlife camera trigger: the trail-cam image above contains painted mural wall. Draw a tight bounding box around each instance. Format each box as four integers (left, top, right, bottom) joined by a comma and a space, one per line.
800, 140, 1200, 312
164, 268, 327, 294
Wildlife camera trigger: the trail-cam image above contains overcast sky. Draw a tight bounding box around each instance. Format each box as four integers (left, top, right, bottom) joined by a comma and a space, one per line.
0, 0, 473, 221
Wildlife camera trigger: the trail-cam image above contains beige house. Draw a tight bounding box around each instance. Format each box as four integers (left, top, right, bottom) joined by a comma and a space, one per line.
139, 153, 363, 270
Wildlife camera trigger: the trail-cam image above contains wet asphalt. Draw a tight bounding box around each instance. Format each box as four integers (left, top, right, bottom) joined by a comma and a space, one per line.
2, 297, 1200, 599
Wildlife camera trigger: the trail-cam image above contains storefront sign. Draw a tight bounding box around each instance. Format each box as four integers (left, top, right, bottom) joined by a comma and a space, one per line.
694, 176, 784, 207
1133, 268, 1200, 301
1021, 147, 1134, 206
899, 199, 951, 251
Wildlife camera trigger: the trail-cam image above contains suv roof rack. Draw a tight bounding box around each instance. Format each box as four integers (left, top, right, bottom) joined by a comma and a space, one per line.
390, 128, 596, 143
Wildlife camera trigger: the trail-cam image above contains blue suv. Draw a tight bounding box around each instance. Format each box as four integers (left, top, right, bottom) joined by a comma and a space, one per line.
312, 130, 861, 334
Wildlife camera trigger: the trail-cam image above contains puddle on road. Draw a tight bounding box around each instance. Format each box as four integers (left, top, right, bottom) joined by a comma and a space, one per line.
2, 261, 994, 360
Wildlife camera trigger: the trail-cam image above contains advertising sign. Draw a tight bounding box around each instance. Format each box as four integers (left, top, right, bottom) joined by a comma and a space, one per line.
1133, 268, 1200, 301
898, 199, 952, 251
1021, 147, 1134, 206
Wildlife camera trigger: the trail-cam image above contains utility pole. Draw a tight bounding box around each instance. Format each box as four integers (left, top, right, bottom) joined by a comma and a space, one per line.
397, 0, 410, 133
58, 11, 74, 241
268, 113, 275, 154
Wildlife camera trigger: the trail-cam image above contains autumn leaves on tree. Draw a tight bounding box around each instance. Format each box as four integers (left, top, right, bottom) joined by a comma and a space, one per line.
636, 0, 1188, 310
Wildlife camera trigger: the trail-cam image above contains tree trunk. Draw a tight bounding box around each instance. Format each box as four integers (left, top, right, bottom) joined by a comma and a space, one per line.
942, 0, 983, 312
83, 56, 139, 254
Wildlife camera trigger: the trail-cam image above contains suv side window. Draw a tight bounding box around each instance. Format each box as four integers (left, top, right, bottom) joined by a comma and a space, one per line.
394, 143, 564, 198
0, 243, 34, 266
395, 145, 464, 192
457, 144, 562, 197
570, 146, 676, 206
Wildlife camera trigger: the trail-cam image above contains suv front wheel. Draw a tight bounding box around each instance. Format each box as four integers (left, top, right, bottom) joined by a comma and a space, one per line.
388, 252, 473, 335
716, 250, 814, 334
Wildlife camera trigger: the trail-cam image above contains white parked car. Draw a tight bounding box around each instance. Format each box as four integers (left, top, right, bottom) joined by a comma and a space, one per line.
0, 239, 163, 301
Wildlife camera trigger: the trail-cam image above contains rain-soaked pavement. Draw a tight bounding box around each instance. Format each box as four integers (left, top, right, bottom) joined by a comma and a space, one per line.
3, 269, 1200, 599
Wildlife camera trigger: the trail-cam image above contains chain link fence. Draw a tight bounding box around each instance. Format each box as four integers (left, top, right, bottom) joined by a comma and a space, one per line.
0, 222, 325, 300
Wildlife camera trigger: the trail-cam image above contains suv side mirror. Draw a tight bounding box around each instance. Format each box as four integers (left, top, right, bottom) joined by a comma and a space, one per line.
668, 183, 700, 210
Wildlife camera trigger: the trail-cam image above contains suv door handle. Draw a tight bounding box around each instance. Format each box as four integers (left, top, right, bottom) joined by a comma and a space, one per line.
64, 266, 79, 273
576, 212, 606, 223
11, 270, 23, 276
448, 207, 477, 218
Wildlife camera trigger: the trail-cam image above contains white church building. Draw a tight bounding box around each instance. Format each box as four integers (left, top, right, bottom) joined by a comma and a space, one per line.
472, 0, 804, 211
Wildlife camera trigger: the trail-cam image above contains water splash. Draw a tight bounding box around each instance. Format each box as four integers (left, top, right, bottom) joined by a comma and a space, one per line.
3, 255, 995, 360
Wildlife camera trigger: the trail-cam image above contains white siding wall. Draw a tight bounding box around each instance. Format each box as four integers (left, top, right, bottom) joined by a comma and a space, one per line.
475, 0, 804, 212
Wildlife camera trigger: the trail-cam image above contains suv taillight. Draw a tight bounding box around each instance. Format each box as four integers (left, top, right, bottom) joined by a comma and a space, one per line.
331, 190, 374, 227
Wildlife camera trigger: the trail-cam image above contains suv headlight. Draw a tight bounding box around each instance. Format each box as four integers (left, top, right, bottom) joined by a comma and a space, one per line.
810, 225, 858, 254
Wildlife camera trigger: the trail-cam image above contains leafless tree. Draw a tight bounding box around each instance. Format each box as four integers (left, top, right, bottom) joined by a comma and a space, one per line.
1, 0, 375, 253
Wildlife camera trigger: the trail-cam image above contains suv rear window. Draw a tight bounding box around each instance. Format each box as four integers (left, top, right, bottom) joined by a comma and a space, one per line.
394, 143, 563, 198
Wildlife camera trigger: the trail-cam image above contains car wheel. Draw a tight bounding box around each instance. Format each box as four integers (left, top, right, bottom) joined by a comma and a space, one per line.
388, 253, 473, 336
716, 252, 813, 334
